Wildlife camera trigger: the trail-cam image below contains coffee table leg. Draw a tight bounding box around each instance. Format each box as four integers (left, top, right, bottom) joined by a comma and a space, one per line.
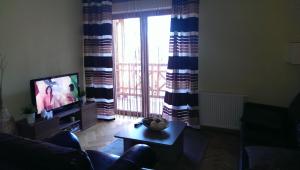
167, 132, 184, 161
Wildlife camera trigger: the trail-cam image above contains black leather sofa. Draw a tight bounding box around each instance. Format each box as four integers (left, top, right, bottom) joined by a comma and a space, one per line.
240, 93, 300, 170
0, 131, 156, 170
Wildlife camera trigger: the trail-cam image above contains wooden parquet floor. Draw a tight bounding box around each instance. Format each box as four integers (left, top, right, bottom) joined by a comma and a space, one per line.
199, 129, 240, 170
76, 115, 140, 151
76, 116, 240, 170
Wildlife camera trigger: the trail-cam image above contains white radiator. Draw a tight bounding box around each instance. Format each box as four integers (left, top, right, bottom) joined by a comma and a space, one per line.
199, 91, 245, 130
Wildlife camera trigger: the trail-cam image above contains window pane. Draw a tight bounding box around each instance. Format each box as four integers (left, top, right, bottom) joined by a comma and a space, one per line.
147, 15, 171, 115
113, 18, 142, 114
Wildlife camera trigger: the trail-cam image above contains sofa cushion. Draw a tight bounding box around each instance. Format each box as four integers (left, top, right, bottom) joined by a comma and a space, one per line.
245, 146, 300, 170
0, 133, 93, 170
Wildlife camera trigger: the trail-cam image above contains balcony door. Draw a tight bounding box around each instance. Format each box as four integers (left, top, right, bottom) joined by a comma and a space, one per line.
113, 15, 171, 117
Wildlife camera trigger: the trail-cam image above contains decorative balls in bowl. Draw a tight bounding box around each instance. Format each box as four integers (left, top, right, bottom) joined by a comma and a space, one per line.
142, 117, 169, 131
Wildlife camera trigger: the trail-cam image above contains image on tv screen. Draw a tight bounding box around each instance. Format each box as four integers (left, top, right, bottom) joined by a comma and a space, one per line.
34, 75, 79, 114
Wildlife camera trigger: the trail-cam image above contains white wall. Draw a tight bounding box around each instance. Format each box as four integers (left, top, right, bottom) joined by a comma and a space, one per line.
0, 0, 82, 120
199, 0, 300, 107
1, 0, 300, 122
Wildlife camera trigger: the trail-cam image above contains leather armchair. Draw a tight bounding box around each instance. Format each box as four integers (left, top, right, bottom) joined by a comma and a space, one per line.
0, 131, 156, 170
46, 131, 156, 170
240, 93, 300, 170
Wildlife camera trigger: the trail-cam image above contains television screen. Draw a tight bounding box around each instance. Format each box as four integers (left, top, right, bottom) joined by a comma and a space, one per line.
31, 74, 79, 114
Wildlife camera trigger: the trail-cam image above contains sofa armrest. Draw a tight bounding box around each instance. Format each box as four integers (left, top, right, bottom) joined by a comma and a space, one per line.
109, 144, 156, 170
44, 131, 82, 150
242, 102, 288, 130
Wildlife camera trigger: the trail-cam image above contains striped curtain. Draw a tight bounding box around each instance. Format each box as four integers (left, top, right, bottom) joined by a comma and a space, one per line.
83, 0, 114, 119
163, 0, 199, 126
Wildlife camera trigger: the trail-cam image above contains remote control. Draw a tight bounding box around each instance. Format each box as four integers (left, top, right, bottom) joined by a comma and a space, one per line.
134, 122, 143, 128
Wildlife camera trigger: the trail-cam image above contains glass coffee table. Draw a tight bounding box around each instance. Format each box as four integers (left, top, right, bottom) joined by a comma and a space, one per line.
115, 121, 186, 162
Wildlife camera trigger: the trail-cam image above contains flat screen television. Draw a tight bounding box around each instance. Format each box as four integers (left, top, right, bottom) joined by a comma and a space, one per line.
30, 73, 80, 115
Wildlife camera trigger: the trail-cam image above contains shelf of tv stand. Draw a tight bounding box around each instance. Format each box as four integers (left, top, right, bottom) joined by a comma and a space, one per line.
55, 107, 80, 118
59, 120, 80, 130
16, 103, 97, 139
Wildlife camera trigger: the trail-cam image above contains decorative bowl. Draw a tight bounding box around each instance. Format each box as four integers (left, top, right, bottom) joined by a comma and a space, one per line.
142, 117, 169, 131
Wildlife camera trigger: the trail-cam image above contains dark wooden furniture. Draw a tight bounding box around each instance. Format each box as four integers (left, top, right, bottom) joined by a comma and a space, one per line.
17, 102, 97, 139
81, 102, 97, 130
17, 117, 60, 140
56, 107, 81, 132
240, 93, 300, 170
115, 121, 186, 162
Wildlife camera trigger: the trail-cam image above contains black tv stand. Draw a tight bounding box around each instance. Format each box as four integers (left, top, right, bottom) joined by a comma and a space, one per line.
56, 107, 80, 118
55, 105, 81, 132
16, 103, 97, 139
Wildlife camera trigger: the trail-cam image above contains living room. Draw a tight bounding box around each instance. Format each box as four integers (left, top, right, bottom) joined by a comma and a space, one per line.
0, 0, 300, 170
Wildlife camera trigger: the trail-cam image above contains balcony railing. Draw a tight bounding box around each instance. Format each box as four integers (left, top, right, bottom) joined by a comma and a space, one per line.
115, 63, 167, 116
